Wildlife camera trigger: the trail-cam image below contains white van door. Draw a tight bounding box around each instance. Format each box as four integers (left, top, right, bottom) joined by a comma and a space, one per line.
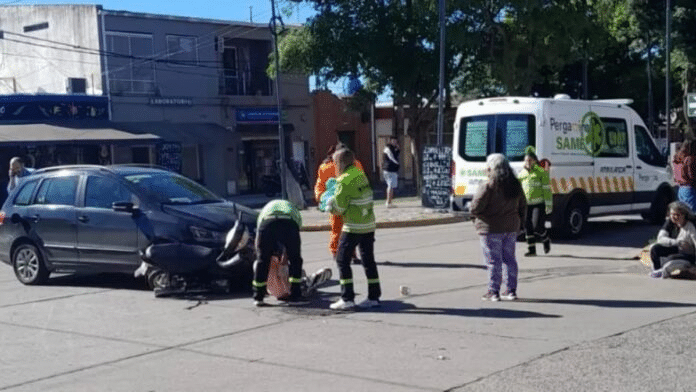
588, 105, 633, 213
632, 124, 671, 216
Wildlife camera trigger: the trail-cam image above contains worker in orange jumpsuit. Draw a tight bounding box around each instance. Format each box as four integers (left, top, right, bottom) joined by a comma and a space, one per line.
314, 144, 364, 261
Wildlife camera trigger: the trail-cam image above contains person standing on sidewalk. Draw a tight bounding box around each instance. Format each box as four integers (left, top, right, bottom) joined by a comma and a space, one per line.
326, 148, 381, 310
252, 199, 306, 307
518, 147, 552, 256
7, 156, 33, 193
672, 140, 696, 212
314, 143, 364, 263
470, 153, 527, 301
382, 136, 400, 208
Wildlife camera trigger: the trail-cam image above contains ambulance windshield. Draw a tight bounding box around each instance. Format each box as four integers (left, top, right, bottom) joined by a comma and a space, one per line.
458, 114, 535, 162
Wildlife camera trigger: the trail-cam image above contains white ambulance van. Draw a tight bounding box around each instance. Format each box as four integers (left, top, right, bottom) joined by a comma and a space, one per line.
451, 95, 673, 238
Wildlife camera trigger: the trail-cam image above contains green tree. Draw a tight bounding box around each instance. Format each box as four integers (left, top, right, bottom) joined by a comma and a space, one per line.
271, 0, 480, 188
596, 0, 696, 137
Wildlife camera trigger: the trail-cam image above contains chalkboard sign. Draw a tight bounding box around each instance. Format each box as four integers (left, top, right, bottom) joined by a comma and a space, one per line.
157, 143, 182, 173
421, 145, 452, 209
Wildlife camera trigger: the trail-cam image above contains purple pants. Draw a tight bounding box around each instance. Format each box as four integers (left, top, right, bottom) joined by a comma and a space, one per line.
479, 232, 518, 293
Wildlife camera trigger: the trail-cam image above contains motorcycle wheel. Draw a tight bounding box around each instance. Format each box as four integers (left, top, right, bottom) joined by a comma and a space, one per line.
147, 269, 170, 291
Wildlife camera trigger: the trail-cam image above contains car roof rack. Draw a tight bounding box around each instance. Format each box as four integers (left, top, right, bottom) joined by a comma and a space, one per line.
33, 165, 114, 174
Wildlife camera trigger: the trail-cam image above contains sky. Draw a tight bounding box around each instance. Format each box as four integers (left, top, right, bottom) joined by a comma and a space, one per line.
11, 1, 392, 102
14, 0, 314, 25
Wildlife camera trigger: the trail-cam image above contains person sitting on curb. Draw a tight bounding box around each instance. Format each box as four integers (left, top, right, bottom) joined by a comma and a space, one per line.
649, 201, 696, 279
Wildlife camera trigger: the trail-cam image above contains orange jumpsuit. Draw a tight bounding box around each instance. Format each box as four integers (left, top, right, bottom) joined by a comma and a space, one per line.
314, 159, 364, 257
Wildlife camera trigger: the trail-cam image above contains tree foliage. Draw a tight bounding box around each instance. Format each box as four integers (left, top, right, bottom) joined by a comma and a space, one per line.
272, 0, 696, 176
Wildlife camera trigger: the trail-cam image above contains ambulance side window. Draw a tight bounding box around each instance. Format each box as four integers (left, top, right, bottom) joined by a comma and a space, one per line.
634, 125, 667, 167
598, 118, 628, 158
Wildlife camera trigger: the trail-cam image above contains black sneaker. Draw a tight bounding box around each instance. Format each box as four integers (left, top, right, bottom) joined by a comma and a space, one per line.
254, 299, 269, 307
543, 239, 551, 254
277, 294, 310, 305
524, 250, 537, 257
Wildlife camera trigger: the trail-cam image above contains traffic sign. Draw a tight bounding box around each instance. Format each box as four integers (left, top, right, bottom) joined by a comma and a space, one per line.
688, 93, 696, 118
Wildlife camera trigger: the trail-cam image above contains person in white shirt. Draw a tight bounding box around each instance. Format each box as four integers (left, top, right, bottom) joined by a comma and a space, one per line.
649, 201, 696, 278
382, 136, 400, 207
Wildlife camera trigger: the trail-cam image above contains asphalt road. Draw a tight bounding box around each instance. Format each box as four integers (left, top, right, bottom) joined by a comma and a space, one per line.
1, 215, 695, 391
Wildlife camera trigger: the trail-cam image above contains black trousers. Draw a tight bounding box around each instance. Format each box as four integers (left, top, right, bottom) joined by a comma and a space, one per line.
650, 244, 695, 270
253, 218, 303, 300
525, 203, 548, 246
336, 231, 381, 302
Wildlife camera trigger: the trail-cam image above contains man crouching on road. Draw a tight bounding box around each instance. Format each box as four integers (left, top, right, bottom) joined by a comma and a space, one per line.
252, 199, 306, 307
326, 148, 381, 310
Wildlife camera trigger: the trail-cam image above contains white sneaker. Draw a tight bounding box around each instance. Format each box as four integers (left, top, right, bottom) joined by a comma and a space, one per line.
330, 298, 355, 310
357, 299, 380, 309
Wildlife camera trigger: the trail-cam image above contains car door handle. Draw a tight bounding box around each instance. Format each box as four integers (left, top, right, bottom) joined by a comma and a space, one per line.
626, 165, 632, 168
78, 215, 89, 223
29, 215, 40, 223
636, 166, 642, 169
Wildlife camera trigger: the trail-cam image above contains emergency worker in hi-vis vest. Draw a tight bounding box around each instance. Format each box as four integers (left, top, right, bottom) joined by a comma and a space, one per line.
518, 146, 552, 256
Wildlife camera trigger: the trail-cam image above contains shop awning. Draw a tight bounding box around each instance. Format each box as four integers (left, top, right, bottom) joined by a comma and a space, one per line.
0, 122, 161, 145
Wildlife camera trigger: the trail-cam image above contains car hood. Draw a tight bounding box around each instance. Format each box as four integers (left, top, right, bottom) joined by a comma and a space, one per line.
162, 201, 258, 230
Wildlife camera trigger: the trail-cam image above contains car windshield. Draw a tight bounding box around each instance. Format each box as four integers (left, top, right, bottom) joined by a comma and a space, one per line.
124, 172, 222, 205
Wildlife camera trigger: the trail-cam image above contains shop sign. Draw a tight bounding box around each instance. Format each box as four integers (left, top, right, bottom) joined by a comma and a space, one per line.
148, 97, 193, 106
0, 94, 109, 121
236, 107, 279, 123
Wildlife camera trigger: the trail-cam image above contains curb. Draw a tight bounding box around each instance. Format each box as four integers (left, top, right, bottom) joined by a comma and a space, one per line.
301, 215, 467, 232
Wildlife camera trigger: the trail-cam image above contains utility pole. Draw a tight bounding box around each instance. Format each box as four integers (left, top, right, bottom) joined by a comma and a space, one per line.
270, 0, 288, 200
666, 0, 671, 149
250, 6, 253, 23
436, 0, 445, 146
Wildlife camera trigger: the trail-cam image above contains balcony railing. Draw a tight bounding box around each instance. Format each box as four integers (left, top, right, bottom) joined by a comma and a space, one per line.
219, 67, 272, 96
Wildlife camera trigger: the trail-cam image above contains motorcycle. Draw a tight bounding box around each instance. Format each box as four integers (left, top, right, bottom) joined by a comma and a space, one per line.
135, 219, 256, 297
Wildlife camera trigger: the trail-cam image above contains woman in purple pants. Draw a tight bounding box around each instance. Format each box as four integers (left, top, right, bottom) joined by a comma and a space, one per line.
470, 154, 527, 301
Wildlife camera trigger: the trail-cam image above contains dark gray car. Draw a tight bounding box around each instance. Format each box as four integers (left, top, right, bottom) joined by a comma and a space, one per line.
0, 165, 258, 286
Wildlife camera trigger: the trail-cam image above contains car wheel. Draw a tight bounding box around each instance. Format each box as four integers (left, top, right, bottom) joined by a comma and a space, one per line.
147, 269, 170, 291
558, 197, 588, 239
13, 243, 49, 285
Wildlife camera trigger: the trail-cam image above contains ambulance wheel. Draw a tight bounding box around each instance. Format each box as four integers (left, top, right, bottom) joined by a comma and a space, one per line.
559, 198, 587, 239
643, 190, 671, 225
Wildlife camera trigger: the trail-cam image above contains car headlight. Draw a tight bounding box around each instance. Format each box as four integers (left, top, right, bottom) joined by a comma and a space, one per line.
189, 226, 225, 242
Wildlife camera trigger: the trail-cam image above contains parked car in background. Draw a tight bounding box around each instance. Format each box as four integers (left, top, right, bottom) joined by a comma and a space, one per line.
0, 165, 258, 287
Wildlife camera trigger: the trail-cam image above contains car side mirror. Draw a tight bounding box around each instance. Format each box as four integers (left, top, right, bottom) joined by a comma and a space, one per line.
112, 201, 138, 214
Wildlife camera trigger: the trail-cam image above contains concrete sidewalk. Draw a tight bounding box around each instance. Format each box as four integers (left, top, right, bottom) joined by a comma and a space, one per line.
228, 193, 467, 231
300, 196, 467, 231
